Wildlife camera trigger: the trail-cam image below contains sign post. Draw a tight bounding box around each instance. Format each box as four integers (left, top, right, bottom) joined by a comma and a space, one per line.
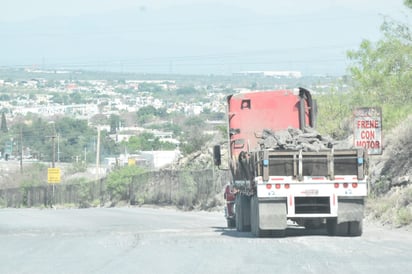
353, 107, 382, 155
48, 167, 61, 207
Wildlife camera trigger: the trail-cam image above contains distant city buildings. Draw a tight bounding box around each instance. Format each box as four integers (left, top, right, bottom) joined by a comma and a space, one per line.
234, 70, 302, 78
0, 68, 339, 167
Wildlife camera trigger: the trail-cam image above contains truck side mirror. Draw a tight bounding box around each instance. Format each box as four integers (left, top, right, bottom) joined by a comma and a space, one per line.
213, 145, 221, 166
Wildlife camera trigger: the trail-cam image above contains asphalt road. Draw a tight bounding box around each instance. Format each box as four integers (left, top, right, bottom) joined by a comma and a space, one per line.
0, 207, 411, 274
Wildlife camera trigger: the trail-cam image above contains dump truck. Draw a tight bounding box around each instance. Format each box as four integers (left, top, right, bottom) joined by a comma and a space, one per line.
213, 88, 368, 237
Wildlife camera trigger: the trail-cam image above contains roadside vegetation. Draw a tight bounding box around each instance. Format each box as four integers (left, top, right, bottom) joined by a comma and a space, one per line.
0, 166, 226, 211
316, 20, 412, 138
366, 185, 412, 228
316, 4, 412, 227
366, 116, 412, 227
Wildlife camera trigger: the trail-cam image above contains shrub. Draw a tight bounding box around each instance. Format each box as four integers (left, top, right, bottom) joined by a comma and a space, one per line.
77, 178, 92, 208
174, 171, 196, 209
396, 207, 412, 227
366, 185, 412, 227
68, 162, 88, 174
106, 166, 146, 202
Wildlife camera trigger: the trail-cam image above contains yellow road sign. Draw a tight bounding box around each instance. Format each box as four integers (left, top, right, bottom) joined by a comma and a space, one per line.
128, 158, 136, 166
48, 167, 61, 183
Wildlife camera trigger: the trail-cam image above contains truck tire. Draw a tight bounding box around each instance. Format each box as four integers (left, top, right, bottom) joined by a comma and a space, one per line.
235, 194, 251, 232
270, 229, 286, 237
327, 219, 348, 236
304, 219, 323, 229
337, 222, 349, 236
348, 220, 363, 237
327, 219, 363, 237
227, 218, 236, 228
326, 218, 337, 236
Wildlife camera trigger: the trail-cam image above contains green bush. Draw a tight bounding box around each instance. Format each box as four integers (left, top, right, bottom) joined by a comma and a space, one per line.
367, 185, 412, 227
106, 165, 146, 202
174, 171, 196, 209
396, 207, 412, 227
68, 162, 88, 174
77, 178, 92, 208
0, 197, 5, 208
130, 172, 151, 205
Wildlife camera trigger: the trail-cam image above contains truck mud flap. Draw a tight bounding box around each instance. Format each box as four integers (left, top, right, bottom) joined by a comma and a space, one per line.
258, 200, 287, 230
337, 198, 364, 223
236, 194, 251, 232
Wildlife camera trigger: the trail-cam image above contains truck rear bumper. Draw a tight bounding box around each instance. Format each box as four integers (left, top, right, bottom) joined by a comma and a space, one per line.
256, 175, 367, 218
258, 196, 365, 219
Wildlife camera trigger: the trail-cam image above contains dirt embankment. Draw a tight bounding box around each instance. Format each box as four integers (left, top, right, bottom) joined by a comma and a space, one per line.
370, 115, 412, 190
367, 115, 412, 227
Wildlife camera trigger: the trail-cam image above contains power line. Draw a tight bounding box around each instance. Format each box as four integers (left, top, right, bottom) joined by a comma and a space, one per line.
0, 44, 354, 69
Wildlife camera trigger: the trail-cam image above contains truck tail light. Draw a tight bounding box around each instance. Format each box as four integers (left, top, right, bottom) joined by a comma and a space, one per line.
275, 184, 281, 189
266, 184, 272, 190
284, 184, 290, 189
352, 183, 358, 188
334, 183, 339, 188
343, 183, 349, 188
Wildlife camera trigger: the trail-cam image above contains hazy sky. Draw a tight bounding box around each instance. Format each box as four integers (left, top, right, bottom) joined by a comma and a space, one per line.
0, 0, 407, 21
1, 0, 410, 75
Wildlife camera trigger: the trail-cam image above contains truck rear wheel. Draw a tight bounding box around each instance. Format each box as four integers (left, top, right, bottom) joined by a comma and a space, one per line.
227, 218, 236, 228
326, 218, 337, 236
327, 219, 363, 237
348, 220, 363, 236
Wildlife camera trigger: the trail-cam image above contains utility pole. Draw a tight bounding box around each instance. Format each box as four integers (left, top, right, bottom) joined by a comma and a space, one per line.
48, 121, 57, 208
57, 133, 60, 163
96, 126, 101, 181
52, 134, 56, 168
48, 121, 56, 168
51, 134, 56, 208
19, 126, 23, 173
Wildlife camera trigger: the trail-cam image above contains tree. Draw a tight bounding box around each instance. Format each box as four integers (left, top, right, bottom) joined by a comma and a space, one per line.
180, 116, 208, 155
69, 92, 84, 104
176, 86, 198, 95
138, 82, 163, 93
136, 105, 157, 124
347, 18, 412, 128
315, 88, 353, 138
123, 132, 176, 152
315, 5, 412, 138
0, 112, 8, 133
180, 129, 208, 155
0, 94, 11, 101
136, 106, 168, 125
405, 0, 412, 9
51, 93, 68, 105
90, 114, 108, 126
109, 114, 120, 134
